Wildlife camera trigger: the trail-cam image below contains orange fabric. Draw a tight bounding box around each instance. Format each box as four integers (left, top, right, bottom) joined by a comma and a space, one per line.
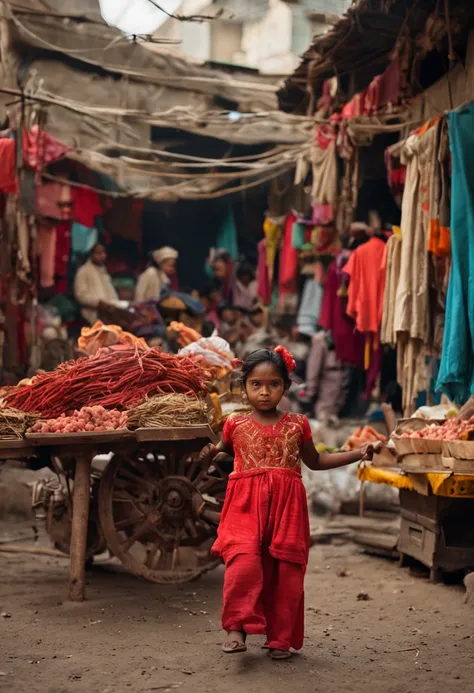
222, 552, 305, 650
78, 321, 149, 355
416, 116, 440, 137
344, 237, 387, 334
428, 219, 451, 256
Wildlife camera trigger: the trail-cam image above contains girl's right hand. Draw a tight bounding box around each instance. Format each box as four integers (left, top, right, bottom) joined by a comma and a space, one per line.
199, 443, 219, 466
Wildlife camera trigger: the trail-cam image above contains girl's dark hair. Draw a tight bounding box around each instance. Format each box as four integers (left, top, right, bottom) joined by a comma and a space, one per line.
240, 348, 291, 389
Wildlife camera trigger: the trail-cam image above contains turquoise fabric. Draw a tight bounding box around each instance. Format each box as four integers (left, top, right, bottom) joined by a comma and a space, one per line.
216, 204, 238, 260
291, 221, 306, 249
71, 222, 97, 255
205, 204, 238, 278
436, 104, 474, 403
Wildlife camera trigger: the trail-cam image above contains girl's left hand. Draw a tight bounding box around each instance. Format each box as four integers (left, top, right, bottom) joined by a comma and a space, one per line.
360, 441, 383, 461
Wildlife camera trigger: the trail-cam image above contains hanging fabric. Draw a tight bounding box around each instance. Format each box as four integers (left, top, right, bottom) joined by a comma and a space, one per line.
215, 204, 238, 261
319, 258, 364, 368
437, 104, 474, 402
344, 237, 386, 335
278, 212, 299, 296
393, 124, 439, 410
297, 279, 323, 337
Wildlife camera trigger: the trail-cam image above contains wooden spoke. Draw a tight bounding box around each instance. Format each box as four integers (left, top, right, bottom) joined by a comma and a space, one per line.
121, 517, 160, 553
115, 514, 144, 530
98, 447, 228, 584
145, 536, 163, 569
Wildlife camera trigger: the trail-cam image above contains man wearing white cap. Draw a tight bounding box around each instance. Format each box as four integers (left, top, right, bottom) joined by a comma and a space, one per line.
135, 247, 178, 302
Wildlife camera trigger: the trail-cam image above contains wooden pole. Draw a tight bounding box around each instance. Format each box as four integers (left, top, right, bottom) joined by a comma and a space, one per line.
68, 453, 92, 602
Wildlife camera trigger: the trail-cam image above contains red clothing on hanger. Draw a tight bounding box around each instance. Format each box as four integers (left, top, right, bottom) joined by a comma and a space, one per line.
72, 187, 103, 228
319, 260, 365, 368
0, 139, 17, 193
278, 213, 299, 296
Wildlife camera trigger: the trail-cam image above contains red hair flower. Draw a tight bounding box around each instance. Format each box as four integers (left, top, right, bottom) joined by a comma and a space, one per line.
274, 345, 296, 373
231, 358, 243, 369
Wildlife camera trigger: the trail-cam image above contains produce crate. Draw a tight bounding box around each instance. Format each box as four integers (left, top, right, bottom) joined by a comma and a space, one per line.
442, 457, 474, 473
401, 453, 444, 471
398, 489, 474, 579
391, 418, 444, 457
442, 440, 474, 460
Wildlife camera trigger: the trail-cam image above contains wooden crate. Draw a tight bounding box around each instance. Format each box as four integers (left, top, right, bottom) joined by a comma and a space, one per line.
398, 489, 474, 579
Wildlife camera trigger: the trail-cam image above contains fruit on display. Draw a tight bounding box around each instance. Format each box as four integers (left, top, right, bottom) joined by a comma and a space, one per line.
28, 406, 128, 434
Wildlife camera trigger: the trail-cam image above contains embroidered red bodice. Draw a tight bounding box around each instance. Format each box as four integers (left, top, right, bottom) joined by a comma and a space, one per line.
222, 413, 312, 473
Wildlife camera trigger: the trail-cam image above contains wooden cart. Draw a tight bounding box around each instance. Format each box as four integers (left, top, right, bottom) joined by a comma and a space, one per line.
0, 425, 230, 602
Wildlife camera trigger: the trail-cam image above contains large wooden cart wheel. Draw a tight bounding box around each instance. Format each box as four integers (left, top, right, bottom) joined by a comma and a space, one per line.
98, 450, 230, 583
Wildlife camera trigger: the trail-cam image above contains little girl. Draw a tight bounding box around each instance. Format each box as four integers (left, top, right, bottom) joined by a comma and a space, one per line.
200, 346, 379, 660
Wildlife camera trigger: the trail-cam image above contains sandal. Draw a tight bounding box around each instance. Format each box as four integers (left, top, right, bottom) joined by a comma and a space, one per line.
271, 649, 292, 660
222, 631, 247, 654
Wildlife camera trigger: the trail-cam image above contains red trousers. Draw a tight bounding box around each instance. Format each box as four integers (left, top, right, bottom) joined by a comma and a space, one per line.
222, 551, 305, 651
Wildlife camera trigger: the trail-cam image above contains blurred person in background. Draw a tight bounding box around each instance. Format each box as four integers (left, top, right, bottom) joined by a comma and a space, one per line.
74, 243, 119, 325
135, 246, 178, 302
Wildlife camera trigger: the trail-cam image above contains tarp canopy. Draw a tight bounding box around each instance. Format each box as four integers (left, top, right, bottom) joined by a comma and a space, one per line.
0, 0, 312, 199
278, 0, 474, 114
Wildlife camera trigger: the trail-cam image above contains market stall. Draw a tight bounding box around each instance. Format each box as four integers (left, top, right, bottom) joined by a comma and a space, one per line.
0, 341, 232, 601
358, 413, 474, 581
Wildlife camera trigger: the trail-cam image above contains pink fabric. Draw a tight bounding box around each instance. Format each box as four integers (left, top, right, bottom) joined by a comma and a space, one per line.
23, 125, 71, 170
278, 213, 299, 296
316, 123, 336, 150
38, 225, 57, 288
341, 89, 368, 119
364, 75, 382, 115
36, 182, 63, 219
312, 203, 333, 225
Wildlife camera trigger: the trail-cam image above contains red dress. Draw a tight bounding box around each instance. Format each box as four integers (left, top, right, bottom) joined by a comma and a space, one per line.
212, 413, 312, 651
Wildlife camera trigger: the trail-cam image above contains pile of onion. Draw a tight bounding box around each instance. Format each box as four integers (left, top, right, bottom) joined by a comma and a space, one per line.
28, 406, 128, 434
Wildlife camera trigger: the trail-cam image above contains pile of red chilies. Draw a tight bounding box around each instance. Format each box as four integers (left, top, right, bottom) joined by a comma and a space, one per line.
5, 345, 210, 418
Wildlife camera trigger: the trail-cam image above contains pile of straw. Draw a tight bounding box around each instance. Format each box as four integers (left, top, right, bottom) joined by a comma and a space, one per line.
127, 394, 209, 429
0, 408, 39, 440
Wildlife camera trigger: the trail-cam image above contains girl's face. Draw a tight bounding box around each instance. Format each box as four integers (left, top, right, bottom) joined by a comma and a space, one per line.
244, 361, 285, 412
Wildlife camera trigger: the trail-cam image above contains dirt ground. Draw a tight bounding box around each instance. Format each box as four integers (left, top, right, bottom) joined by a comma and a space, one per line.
0, 519, 473, 693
